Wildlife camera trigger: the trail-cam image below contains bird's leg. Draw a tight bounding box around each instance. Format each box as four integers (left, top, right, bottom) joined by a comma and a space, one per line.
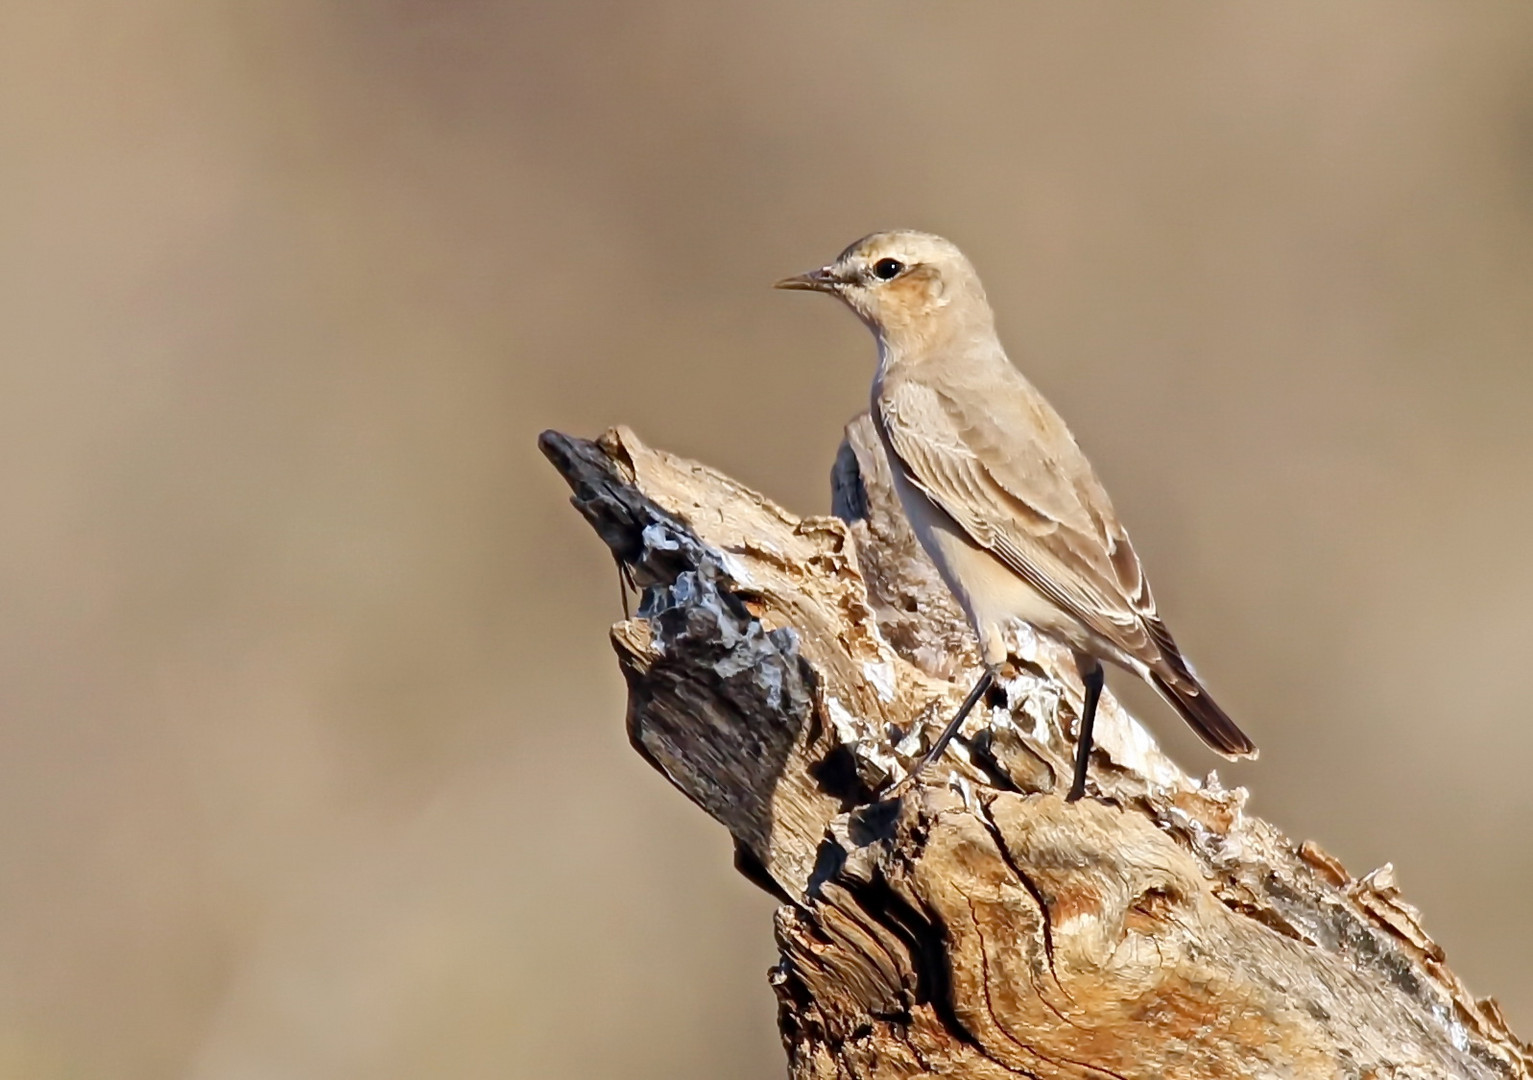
1066, 657, 1105, 802
888, 667, 996, 797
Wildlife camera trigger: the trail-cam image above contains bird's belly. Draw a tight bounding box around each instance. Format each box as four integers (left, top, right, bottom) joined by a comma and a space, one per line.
894, 478, 1096, 665
942, 533, 1094, 661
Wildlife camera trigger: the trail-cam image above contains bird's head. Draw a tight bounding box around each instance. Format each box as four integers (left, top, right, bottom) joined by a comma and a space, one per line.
775, 230, 992, 350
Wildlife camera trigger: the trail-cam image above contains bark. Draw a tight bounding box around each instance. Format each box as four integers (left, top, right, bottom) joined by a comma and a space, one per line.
539, 419, 1531, 1080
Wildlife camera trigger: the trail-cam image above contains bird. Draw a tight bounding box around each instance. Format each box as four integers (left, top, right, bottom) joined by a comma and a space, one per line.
776, 230, 1256, 801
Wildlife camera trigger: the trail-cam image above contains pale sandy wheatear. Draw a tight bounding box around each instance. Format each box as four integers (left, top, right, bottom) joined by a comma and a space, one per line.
777, 230, 1256, 801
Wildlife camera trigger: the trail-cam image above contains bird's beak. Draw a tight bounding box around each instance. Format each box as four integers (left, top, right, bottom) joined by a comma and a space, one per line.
773, 266, 840, 293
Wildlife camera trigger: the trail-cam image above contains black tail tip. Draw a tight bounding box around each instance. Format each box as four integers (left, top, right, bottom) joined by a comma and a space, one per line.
1150, 673, 1257, 760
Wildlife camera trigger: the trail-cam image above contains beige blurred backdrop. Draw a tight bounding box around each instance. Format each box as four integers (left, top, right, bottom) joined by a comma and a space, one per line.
3, 3, 1532, 1077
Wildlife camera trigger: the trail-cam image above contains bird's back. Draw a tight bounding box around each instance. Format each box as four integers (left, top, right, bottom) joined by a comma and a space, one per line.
876, 339, 1128, 599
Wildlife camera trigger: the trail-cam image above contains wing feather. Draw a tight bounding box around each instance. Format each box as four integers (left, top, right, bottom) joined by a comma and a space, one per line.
877, 376, 1162, 666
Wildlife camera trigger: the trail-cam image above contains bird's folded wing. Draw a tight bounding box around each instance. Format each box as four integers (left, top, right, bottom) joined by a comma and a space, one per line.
878, 378, 1170, 671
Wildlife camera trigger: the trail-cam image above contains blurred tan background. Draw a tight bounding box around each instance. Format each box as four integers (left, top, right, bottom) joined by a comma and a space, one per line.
3, 3, 1532, 1077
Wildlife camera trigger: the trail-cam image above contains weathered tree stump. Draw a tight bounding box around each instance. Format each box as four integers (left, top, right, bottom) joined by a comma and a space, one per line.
540, 419, 1531, 1080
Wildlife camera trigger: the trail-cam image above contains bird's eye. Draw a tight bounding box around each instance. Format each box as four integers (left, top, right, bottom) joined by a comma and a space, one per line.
872, 257, 905, 281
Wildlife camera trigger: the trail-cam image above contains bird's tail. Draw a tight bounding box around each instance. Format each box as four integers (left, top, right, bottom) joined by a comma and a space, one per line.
1149, 670, 1258, 761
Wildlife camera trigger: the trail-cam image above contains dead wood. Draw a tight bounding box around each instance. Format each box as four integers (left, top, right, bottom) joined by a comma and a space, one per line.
540, 418, 1531, 1080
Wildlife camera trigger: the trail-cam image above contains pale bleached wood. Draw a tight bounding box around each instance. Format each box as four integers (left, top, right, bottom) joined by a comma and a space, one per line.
540, 419, 1531, 1080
